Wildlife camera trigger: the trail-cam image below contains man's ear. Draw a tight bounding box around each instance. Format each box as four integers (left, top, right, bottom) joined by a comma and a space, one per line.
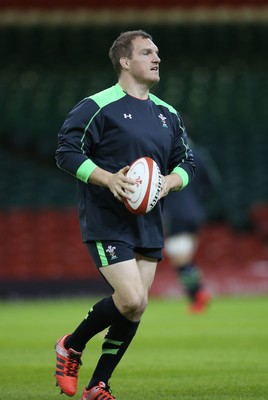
119, 57, 129, 70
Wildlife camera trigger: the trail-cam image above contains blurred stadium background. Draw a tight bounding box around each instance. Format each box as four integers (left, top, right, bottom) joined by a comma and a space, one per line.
0, 0, 268, 298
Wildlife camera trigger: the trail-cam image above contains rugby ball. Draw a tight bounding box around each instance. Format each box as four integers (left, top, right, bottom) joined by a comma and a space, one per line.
124, 157, 162, 215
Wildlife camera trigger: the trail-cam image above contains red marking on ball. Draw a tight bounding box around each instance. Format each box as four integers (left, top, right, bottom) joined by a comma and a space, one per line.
124, 157, 162, 215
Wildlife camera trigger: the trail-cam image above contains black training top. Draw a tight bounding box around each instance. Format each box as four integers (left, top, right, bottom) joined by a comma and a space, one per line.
55, 83, 195, 248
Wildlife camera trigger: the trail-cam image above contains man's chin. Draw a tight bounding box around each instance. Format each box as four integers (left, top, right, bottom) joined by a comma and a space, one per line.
148, 76, 160, 88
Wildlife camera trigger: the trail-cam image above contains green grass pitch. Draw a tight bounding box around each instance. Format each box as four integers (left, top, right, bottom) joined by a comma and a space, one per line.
1, 295, 267, 399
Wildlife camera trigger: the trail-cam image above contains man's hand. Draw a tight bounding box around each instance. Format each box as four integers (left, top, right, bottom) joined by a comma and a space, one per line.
160, 173, 183, 199
89, 165, 135, 202
107, 166, 135, 202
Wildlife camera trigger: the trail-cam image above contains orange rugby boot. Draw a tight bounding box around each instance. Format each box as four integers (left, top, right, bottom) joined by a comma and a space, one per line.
55, 334, 83, 396
81, 381, 116, 400
189, 290, 211, 314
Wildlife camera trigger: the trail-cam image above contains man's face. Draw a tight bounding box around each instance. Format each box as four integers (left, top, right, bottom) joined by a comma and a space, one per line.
124, 36, 161, 87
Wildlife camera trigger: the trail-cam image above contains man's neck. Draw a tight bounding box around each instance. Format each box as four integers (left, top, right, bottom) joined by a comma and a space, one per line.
118, 78, 150, 100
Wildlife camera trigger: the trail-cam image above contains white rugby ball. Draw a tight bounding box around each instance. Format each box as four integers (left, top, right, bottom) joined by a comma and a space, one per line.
124, 157, 162, 215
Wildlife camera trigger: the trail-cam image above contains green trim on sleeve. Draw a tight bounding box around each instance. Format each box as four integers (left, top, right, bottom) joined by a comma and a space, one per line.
89, 83, 126, 109
149, 93, 177, 115
171, 166, 189, 189
76, 159, 97, 183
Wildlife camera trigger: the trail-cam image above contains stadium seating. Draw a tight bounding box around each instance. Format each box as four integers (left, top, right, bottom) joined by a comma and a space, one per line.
0, 24, 267, 293
0, 24, 266, 210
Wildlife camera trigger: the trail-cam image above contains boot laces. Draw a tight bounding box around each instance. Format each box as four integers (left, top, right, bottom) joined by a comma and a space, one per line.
66, 352, 82, 377
98, 382, 115, 399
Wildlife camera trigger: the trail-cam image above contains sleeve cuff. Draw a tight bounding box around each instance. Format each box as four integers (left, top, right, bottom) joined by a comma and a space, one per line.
171, 166, 189, 189
76, 159, 98, 183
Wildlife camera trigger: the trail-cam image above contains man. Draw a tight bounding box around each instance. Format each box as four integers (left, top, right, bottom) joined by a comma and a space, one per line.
55, 30, 195, 400
164, 140, 220, 313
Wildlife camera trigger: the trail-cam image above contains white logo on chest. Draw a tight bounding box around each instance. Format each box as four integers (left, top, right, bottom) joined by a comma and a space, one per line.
158, 113, 168, 128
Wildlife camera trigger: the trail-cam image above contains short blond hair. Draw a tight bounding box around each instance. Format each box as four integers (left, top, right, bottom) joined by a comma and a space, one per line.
109, 30, 153, 76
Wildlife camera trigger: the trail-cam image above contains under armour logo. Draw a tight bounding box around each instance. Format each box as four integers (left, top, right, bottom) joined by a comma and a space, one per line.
124, 113, 132, 119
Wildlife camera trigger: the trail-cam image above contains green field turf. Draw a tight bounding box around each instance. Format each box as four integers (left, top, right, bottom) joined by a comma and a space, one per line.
0, 295, 267, 399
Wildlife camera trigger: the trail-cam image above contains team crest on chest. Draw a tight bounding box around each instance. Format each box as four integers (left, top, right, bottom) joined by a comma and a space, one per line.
158, 113, 168, 128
